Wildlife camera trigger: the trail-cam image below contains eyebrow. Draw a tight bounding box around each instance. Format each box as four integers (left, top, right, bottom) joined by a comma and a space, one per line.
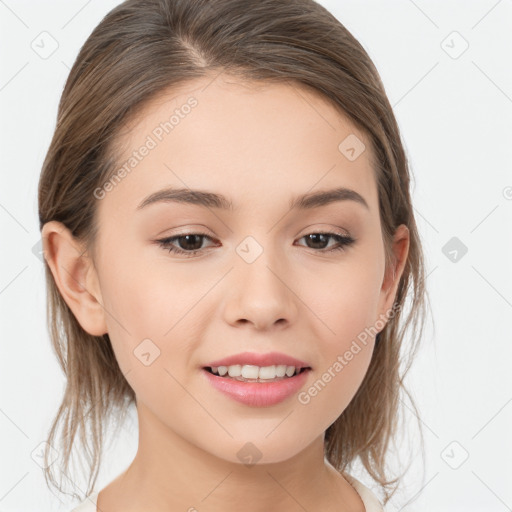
136, 186, 369, 212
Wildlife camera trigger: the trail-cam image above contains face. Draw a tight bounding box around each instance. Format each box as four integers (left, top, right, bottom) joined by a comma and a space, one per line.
46, 75, 408, 465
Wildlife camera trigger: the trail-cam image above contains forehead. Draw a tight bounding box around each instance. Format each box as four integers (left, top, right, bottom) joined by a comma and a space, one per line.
101, 75, 378, 216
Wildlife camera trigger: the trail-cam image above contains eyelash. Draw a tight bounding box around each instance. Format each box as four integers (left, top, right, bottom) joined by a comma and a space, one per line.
156, 231, 356, 258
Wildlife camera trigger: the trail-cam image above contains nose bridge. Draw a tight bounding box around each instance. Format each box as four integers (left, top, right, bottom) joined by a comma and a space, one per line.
236, 233, 286, 293
224, 233, 297, 328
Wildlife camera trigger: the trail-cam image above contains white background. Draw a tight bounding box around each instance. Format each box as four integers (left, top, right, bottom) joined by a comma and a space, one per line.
1, 1, 511, 511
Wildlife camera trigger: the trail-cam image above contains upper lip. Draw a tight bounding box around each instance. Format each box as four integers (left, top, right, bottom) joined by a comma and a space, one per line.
204, 351, 311, 369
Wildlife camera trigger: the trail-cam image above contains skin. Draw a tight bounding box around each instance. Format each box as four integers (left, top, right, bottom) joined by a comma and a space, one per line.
42, 75, 409, 512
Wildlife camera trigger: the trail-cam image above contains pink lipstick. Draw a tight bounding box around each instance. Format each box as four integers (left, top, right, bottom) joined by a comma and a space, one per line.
201, 351, 312, 407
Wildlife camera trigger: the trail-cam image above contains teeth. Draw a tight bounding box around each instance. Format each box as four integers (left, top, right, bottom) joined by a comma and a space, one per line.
241, 365, 259, 379
209, 364, 303, 380
276, 365, 287, 377
285, 366, 296, 377
228, 365, 242, 377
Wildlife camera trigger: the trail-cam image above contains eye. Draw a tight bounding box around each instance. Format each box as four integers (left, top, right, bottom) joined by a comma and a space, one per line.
295, 232, 356, 252
156, 232, 216, 257
155, 231, 355, 258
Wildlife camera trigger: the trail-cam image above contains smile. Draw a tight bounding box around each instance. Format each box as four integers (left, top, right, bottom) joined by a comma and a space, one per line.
205, 364, 307, 382
202, 366, 312, 407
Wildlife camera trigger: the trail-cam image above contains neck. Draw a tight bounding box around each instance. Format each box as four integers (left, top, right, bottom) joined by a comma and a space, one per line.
101, 401, 362, 512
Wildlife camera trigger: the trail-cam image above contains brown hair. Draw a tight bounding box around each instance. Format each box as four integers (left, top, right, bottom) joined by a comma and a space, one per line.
39, 0, 430, 505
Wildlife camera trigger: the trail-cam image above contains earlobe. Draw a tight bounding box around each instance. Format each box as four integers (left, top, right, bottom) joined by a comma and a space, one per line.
41, 221, 107, 336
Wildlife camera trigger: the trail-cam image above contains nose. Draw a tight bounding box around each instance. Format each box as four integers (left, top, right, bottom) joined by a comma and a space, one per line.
222, 243, 299, 331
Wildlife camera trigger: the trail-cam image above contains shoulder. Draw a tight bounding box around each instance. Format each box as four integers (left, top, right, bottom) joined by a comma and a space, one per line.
69, 491, 98, 512
343, 473, 385, 512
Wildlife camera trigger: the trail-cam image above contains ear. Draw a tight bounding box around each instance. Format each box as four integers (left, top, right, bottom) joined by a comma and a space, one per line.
41, 221, 107, 336
377, 224, 410, 321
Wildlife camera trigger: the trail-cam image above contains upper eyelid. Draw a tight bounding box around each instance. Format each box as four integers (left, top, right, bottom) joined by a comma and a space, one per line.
157, 230, 353, 247
157, 230, 350, 240
158, 224, 352, 238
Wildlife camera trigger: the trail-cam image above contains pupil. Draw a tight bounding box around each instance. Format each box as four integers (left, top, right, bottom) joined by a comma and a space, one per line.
180, 234, 202, 251
307, 233, 328, 249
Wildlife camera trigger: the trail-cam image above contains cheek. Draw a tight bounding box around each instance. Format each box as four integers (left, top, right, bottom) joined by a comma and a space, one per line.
297, 275, 380, 427
97, 250, 209, 376
306, 258, 383, 348
100, 245, 180, 330
295, 255, 382, 414
98, 268, 197, 415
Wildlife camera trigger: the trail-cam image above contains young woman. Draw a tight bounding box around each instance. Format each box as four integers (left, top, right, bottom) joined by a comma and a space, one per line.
38, 1, 428, 510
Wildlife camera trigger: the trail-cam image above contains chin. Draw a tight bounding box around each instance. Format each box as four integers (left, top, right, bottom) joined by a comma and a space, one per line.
203, 432, 315, 467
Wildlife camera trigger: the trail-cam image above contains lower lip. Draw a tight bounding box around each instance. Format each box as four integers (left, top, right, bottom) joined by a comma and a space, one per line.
202, 368, 311, 407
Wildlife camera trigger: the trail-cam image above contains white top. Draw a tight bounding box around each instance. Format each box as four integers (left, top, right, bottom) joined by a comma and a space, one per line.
69, 491, 98, 512
345, 473, 385, 511
69, 474, 384, 511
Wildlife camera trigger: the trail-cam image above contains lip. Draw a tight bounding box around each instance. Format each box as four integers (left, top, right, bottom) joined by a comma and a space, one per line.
203, 351, 311, 369
202, 367, 311, 407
